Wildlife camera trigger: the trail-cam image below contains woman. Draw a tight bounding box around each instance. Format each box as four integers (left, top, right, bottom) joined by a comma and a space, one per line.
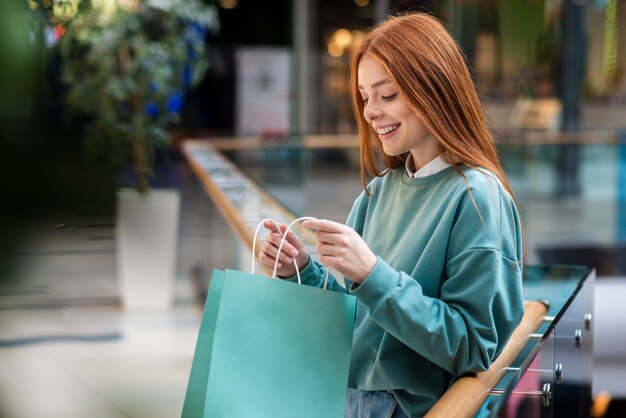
258, 12, 524, 418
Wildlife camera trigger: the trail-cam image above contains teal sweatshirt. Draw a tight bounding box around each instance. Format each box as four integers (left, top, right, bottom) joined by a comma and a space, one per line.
290, 165, 524, 417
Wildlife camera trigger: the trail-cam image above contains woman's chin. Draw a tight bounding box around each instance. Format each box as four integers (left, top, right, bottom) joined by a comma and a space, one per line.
381, 146, 402, 157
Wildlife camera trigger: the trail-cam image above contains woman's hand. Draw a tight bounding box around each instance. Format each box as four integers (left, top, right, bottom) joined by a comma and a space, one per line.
258, 221, 309, 278
302, 218, 377, 284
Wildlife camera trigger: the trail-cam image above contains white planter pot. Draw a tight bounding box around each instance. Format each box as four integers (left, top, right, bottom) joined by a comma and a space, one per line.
116, 188, 180, 310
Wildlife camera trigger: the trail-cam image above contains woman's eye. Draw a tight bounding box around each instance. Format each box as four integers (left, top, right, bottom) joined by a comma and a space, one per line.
362, 98, 369, 104
382, 93, 397, 101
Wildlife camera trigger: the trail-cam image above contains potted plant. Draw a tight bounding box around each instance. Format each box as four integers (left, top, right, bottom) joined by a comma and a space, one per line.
58, 0, 217, 192
57, 0, 218, 309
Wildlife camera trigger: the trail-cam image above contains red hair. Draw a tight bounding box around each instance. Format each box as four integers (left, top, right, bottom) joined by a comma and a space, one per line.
351, 13, 517, 207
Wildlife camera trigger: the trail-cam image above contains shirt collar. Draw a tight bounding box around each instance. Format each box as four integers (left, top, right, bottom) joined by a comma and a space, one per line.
405, 154, 451, 178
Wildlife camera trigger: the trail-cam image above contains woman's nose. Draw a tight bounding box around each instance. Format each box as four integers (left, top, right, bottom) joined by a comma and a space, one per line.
364, 102, 382, 122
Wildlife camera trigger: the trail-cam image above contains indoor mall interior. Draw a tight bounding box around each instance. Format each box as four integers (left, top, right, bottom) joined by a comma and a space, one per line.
1, 0, 626, 417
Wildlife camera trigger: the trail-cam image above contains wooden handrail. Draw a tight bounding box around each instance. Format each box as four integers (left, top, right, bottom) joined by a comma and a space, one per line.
185, 130, 622, 151
193, 134, 360, 151
181, 140, 319, 276
496, 130, 619, 145
425, 300, 549, 418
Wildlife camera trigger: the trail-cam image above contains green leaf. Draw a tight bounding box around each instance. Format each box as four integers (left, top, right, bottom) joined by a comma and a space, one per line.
55, 0, 218, 191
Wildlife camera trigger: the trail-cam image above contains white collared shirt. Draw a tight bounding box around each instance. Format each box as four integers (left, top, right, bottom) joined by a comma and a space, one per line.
405, 154, 451, 178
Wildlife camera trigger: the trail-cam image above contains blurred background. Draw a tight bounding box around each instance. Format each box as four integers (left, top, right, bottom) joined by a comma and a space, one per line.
1, 0, 625, 417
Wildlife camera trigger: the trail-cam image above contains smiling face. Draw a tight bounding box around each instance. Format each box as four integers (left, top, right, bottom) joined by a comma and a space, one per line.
357, 55, 441, 170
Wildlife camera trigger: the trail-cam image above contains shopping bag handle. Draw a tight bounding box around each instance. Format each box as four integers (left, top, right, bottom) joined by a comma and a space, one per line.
252, 218, 303, 284
252, 217, 331, 290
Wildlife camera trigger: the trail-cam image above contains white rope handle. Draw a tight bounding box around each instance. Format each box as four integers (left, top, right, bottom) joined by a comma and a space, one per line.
251, 217, 332, 290
252, 218, 303, 285
273, 217, 332, 291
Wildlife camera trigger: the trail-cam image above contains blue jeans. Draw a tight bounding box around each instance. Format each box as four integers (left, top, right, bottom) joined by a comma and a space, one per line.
345, 388, 410, 418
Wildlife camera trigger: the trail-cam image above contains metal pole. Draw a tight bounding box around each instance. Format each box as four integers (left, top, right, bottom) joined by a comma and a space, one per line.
557, 0, 586, 196
375, 0, 391, 23
293, 0, 317, 138
617, 131, 626, 266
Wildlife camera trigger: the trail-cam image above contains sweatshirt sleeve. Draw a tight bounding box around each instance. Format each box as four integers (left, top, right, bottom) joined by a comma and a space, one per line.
349, 180, 524, 376
284, 258, 348, 294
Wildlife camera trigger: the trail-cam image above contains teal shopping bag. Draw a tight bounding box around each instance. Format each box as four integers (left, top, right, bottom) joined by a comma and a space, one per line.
182, 268, 356, 418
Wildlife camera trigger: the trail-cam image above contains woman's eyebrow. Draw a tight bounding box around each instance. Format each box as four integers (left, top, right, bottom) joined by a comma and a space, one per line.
357, 79, 392, 90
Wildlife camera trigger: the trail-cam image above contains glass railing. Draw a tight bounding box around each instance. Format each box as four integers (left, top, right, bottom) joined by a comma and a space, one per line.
202, 129, 626, 277
498, 131, 626, 275
486, 265, 595, 418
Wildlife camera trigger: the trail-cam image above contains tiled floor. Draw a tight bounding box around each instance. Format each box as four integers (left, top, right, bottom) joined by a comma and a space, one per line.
1, 147, 625, 416
0, 169, 238, 417
0, 306, 198, 418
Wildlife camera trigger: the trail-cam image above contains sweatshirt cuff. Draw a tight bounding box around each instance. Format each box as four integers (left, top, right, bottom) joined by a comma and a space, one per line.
349, 257, 399, 308
285, 256, 322, 287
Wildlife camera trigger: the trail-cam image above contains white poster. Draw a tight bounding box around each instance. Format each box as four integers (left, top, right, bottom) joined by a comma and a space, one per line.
235, 47, 291, 136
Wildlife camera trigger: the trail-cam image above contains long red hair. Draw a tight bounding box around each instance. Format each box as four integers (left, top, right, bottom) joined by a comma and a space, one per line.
351, 13, 517, 207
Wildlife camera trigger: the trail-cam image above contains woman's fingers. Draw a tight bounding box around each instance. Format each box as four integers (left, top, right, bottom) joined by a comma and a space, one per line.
264, 222, 305, 257
261, 235, 293, 262
317, 242, 340, 254
303, 219, 348, 245
263, 220, 282, 235
258, 221, 311, 277
258, 248, 282, 269
259, 224, 301, 268
279, 224, 307, 251
302, 218, 344, 233
266, 232, 299, 258
259, 240, 295, 274
315, 230, 345, 245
